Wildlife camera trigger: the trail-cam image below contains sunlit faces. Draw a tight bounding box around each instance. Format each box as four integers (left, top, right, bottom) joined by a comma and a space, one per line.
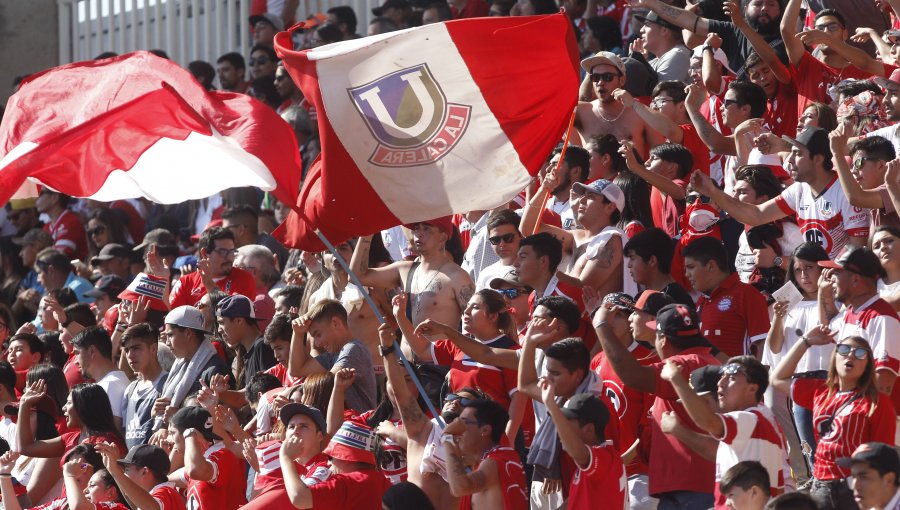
797, 105, 821, 134
849, 150, 886, 190
872, 230, 900, 272
590, 64, 625, 103
204, 239, 237, 278
785, 145, 817, 183
461, 295, 496, 337
849, 461, 898, 510
513, 245, 547, 287
833, 338, 870, 380
487, 224, 521, 263
683, 256, 718, 294
792, 258, 823, 296
746, 63, 777, 99
285, 413, 325, 455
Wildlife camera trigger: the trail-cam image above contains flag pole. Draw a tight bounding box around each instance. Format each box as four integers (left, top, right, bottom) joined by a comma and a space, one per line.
532, 107, 579, 234
313, 229, 446, 428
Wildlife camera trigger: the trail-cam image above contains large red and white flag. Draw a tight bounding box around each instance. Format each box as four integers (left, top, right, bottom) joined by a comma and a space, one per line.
274, 14, 580, 250
0, 52, 301, 207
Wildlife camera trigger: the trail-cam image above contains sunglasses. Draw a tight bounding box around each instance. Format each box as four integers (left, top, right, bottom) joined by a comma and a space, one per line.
686, 194, 711, 205
722, 363, 746, 377
496, 288, 526, 300
87, 226, 106, 236
722, 99, 740, 109
444, 393, 474, 406
852, 156, 880, 169
249, 56, 271, 66
488, 233, 518, 246
836, 344, 868, 360
590, 72, 621, 83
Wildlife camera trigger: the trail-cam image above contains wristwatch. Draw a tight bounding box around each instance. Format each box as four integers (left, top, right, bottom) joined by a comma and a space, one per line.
182, 428, 199, 438
773, 256, 784, 268
702, 45, 715, 53
379, 344, 396, 357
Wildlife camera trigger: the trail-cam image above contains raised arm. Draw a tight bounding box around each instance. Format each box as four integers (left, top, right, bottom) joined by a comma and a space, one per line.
327, 368, 354, 435
850, 28, 895, 65
615, 90, 683, 142
887, 160, 900, 223
689, 171, 787, 226
516, 321, 548, 402
830, 124, 885, 209
97, 442, 160, 510
780, 0, 806, 67
629, 0, 710, 37
393, 293, 435, 362
766, 301, 789, 355
349, 234, 404, 289
416, 319, 519, 370
63, 461, 96, 510
619, 140, 686, 200
182, 430, 215, 482
590, 300, 657, 393
541, 381, 591, 468
0, 452, 23, 510
378, 323, 431, 441
443, 420, 500, 497
519, 169, 575, 252
288, 317, 328, 379
660, 360, 724, 437
280, 437, 314, 509
701, 35, 725, 94
798, 30, 887, 77
16, 381, 64, 458
658, 411, 719, 461
725, 0, 790, 83
771, 325, 835, 394
684, 85, 737, 156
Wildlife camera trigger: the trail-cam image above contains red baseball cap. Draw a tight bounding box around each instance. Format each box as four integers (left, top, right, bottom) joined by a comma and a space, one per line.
403, 216, 454, 238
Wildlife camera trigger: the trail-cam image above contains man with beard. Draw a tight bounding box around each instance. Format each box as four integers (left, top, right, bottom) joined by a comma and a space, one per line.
575, 52, 650, 158
540, 146, 590, 231
626, 0, 787, 78
866, 70, 900, 155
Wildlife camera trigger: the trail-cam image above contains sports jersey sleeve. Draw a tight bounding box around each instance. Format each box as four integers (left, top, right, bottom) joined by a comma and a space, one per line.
430, 339, 457, 366
715, 410, 759, 445
841, 194, 870, 239
302, 464, 332, 486
204, 449, 226, 486
870, 315, 900, 375
744, 288, 771, 345
168, 274, 193, 309
774, 183, 801, 216
870, 393, 897, 443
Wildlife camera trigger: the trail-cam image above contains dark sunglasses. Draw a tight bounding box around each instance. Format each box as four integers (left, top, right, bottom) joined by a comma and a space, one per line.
444, 393, 474, 406
836, 344, 868, 360
852, 156, 880, 169
496, 288, 526, 300
488, 233, 518, 246
87, 226, 106, 236
723, 99, 740, 109
590, 71, 621, 83
686, 194, 711, 205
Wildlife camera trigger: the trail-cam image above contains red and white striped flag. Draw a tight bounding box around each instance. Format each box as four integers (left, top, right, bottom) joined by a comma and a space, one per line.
273, 14, 580, 250
0, 51, 302, 207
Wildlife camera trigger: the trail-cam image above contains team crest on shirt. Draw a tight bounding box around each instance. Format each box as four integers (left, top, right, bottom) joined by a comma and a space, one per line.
717, 297, 732, 311
349, 64, 472, 168
817, 200, 834, 217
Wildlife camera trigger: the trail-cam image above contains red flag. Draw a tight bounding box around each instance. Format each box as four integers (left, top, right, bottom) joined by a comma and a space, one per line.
0, 51, 301, 207
274, 14, 580, 250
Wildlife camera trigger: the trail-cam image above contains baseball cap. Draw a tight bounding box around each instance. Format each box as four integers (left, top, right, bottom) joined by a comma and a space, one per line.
875, 68, 900, 90
690, 365, 722, 396
571, 179, 625, 212
818, 247, 887, 280
118, 444, 171, 482
133, 228, 177, 253
581, 51, 626, 76
691, 44, 734, 75
634, 11, 680, 31
90, 243, 131, 266
781, 127, 831, 161
559, 393, 611, 431
12, 228, 53, 247
217, 294, 256, 319
118, 272, 169, 311
603, 292, 635, 311
646, 303, 703, 340
885, 29, 900, 44
837, 442, 900, 473
171, 406, 219, 441
633, 290, 674, 316
7, 198, 36, 211
403, 216, 454, 238
372, 0, 410, 16
280, 403, 327, 433
489, 268, 531, 291
323, 421, 377, 465
165, 305, 208, 332
84, 275, 128, 299
249, 12, 284, 31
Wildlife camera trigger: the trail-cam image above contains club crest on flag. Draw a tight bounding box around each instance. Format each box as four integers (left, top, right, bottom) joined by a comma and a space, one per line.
348, 63, 471, 168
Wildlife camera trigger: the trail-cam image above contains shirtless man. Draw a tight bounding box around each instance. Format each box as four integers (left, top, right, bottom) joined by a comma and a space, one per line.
576, 51, 649, 157
520, 169, 626, 296
350, 216, 474, 328
442, 398, 528, 510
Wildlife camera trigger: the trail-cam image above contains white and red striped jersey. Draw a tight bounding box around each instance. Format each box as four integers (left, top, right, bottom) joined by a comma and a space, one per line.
774, 176, 869, 259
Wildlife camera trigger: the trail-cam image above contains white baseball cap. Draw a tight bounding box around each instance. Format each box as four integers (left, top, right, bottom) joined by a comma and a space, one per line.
164, 305, 207, 332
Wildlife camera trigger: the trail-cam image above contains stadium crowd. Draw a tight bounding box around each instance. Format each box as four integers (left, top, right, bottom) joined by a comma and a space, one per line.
7, 0, 900, 509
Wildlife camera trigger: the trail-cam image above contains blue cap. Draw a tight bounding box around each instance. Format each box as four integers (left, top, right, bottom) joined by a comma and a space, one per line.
216, 294, 255, 319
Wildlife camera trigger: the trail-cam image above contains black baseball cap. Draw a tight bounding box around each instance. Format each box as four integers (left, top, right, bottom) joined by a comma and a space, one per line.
634, 11, 680, 31
119, 444, 171, 481
603, 292, 635, 311
646, 303, 704, 342
171, 406, 219, 441
560, 393, 611, 433
782, 127, 831, 161
690, 365, 723, 396
818, 247, 887, 280
84, 275, 128, 299
133, 228, 178, 254
279, 403, 327, 433
837, 442, 900, 474
633, 290, 674, 316
90, 243, 131, 266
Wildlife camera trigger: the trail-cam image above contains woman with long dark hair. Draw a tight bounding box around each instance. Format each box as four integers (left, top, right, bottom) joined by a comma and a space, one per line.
86, 208, 130, 259
772, 334, 895, 510
872, 225, 900, 302
613, 170, 652, 239
16, 381, 126, 464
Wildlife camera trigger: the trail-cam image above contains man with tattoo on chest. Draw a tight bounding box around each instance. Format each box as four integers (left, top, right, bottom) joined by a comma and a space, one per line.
350, 216, 475, 332
575, 51, 650, 158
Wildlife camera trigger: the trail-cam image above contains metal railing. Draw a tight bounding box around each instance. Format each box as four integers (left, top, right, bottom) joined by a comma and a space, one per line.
57, 0, 378, 69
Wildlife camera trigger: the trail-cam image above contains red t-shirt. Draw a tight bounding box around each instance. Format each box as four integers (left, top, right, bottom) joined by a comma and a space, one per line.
567, 442, 627, 510
696, 273, 770, 357
251, 443, 329, 498
792, 387, 896, 481
63, 352, 91, 389
459, 446, 528, 510
765, 82, 799, 138
150, 483, 187, 510
591, 341, 658, 476
264, 363, 300, 387
647, 347, 721, 496
61, 431, 126, 462
680, 124, 710, 178
169, 267, 256, 308
44, 209, 88, 261
309, 469, 391, 510
184, 444, 247, 510
791, 52, 875, 122
432, 335, 519, 409
650, 178, 687, 238
33, 499, 126, 510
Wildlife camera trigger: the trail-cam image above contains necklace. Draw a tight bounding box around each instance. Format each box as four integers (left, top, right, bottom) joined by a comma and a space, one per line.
413, 261, 448, 316
595, 103, 626, 123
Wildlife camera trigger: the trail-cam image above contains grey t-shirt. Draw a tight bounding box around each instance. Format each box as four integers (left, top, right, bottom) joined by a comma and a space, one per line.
316, 339, 377, 412
122, 372, 168, 450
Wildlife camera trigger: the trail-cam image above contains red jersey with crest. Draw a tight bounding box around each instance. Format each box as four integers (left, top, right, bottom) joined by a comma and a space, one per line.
792, 387, 896, 481
432, 334, 519, 409
591, 341, 658, 476
169, 267, 256, 308
184, 443, 247, 510
459, 446, 528, 510
774, 176, 869, 259
150, 482, 187, 510
44, 209, 88, 260
567, 441, 627, 510
695, 273, 770, 357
